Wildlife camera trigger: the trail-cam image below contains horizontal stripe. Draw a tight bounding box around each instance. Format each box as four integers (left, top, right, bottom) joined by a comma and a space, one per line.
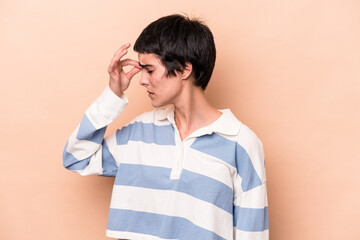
100, 141, 118, 177
103, 132, 121, 166
233, 206, 268, 232
191, 133, 237, 167
185, 148, 234, 188
235, 143, 262, 191
63, 139, 117, 176
234, 182, 268, 208
116, 142, 175, 168
76, 114, 107, 144
114, 163, 233, 213
63, 140, 91, 170
107, 208, 227, 240
65, 127, 101, 160
116, 121, 175, 146
116, 142, 233, 189
191, 133, 262, 191
106, 229, 177, 240
110, 185, 232, 239
234, 228, 269, 240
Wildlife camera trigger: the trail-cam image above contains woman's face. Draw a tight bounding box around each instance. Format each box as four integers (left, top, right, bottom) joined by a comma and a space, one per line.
138, 53, 185, 108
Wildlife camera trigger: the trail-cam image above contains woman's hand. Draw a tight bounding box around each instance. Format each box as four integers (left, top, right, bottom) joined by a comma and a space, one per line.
107, 43, 141, 97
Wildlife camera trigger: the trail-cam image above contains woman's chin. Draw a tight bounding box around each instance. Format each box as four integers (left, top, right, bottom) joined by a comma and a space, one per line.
150, 100, 167, 108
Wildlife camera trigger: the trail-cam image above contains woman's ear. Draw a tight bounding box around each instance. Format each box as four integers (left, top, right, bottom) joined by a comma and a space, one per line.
179, 62, 193, 80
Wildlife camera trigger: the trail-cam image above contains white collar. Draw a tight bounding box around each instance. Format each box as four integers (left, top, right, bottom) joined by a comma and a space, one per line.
155, 106, 241, 137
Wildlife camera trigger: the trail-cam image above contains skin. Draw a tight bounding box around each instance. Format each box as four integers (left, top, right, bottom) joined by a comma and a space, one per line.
108, 43, 222, 141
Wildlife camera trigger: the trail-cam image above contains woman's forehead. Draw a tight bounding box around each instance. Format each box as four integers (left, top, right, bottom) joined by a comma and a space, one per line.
138, 53, 162, 66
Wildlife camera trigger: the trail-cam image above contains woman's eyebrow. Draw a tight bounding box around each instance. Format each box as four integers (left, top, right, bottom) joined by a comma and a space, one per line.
139, 63, 154, 68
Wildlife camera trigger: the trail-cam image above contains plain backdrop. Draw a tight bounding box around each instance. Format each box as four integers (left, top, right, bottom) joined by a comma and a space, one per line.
1, 0, 359, 239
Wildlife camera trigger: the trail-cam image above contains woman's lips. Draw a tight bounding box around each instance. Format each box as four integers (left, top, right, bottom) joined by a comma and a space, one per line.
147, 91, 154, 97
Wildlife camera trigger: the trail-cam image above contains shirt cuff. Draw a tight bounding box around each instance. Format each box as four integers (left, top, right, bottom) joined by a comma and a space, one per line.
86, 85, 129, 124
98, 85, 129, 107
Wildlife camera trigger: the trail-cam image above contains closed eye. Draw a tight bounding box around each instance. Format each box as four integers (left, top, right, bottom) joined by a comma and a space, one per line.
139, 63, 154, 74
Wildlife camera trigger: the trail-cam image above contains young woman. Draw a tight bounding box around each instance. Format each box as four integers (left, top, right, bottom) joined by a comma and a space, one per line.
63, 14, 268, 240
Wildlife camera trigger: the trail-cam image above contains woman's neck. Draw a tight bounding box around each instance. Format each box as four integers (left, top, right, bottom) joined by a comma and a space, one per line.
173, 85, 221, 141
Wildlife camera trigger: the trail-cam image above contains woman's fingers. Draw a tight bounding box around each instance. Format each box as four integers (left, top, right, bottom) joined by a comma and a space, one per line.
108, 43, 131, 73
108, 58, 140, 75
112, 44, 131, 65
108, 51, 126, 71
113, 43, 131, 57
126, 66, 142, 80
107, 43, 142, 90
120, 59, 141, 68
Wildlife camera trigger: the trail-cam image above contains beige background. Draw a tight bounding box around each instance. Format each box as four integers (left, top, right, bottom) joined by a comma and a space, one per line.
1, 0, 359, 239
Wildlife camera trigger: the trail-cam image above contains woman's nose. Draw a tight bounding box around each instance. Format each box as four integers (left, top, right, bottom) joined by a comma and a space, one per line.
139, 72, 149, 86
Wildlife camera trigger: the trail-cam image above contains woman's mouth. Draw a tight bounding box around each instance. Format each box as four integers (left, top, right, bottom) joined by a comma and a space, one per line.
147, 91, 154, 97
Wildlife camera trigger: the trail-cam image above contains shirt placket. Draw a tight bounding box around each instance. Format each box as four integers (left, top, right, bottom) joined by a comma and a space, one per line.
170, 128, 195, 180
166, 112, 212, 180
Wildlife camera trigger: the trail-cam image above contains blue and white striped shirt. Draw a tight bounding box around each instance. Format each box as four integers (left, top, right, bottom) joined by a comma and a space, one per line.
63, 85, 269, 240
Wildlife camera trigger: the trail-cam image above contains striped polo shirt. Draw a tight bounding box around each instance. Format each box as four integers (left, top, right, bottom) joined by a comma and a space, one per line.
63, 85, 269, 240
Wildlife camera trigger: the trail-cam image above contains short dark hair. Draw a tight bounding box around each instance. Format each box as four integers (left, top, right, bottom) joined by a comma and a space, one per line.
134, 14, 216, 90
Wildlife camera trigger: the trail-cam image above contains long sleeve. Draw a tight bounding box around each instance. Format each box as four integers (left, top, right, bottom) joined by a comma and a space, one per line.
233, 126, 269, 240
62, 85, 128, 176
